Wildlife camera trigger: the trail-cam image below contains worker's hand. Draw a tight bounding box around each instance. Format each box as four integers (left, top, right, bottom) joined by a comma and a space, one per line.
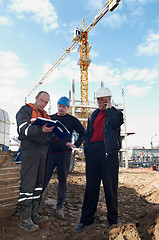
42, 124, 55, 133
66, 142, 76, 148
105, 99, 112, 109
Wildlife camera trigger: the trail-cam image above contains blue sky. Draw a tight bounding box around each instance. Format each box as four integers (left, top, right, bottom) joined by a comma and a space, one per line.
0, 0, 159, 148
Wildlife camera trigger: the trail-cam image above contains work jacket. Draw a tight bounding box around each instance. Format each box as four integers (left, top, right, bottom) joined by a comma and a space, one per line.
84, 107, 123, 155
16, 103, 52, 145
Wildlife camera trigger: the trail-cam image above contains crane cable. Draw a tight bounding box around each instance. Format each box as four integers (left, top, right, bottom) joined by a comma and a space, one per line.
81, 2, 109, 26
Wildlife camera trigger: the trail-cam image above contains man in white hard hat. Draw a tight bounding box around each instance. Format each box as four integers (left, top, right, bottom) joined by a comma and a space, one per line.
73, 87, 123, 232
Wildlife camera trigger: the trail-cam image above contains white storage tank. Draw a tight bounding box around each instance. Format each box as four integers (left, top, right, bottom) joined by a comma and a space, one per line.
0, 108, 10, 152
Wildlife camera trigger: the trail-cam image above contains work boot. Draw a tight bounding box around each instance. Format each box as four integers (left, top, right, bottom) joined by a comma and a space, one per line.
32, 199, 48, 225
20, 204, 40, 232
38, 195, 43, 214
56, 197, 64, 219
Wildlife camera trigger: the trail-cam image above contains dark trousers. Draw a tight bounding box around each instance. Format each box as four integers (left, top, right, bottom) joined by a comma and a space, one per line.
43, 151, 71, 199
19, 140, 49, 206
80, 142, 119, 226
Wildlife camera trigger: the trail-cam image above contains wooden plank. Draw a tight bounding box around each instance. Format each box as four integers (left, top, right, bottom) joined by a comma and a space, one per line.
0, 152, 20, 219
0, 199, 18, 206
0, 172, 20, 180
0, 180, 20, 188
2, 161, 17, 167
0, 190, 19, 200
0, 186, 19, 194
0, 196, 19, 204
0, 166, 19, 174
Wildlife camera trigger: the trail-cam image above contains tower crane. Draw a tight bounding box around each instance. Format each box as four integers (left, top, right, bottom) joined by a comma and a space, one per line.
25, 0, 121, 114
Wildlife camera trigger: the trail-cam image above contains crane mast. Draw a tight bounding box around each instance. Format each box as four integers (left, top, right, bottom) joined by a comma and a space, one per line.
79, 31, 89, 121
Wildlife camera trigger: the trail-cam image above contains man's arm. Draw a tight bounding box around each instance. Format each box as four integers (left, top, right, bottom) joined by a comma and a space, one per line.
16, 106, 42, 138
16, 106, 53, 139
105, 107, 123, 129
72, 118, 85, 148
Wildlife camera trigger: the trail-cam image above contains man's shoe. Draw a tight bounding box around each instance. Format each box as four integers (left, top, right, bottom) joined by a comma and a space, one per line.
73, 223, 94, 233
56, 207, 64, 219
56, 197, 64, 219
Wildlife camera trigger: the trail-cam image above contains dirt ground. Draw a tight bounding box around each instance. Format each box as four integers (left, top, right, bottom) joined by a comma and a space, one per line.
0, 161, 159, 240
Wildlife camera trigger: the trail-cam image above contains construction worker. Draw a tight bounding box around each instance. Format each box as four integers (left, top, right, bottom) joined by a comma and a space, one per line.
41, 96, 85, 219
16, 91, 54, 232
73, 87, 123, 232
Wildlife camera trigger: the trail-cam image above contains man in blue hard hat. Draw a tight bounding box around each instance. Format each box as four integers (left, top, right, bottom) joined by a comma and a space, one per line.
41, 96, 85, 219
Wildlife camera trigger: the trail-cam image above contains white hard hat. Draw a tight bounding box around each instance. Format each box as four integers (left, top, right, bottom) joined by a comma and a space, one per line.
95, 87, 112, 98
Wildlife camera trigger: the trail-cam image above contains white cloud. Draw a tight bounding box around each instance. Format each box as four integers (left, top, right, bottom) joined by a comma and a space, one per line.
42, 63, 65, 84
89, 63, 121, 85
0, 16, 13, 26
130, 6, 145, 17
102, 13, 127, 28
86, 0, 105, 10
41, 60, 158, 91
39, 60, 122, 88
0, 51, 28, 81
137, 31, 159, 56
8, 0, 58, 32
124, 0, 154, 27
90, 49, 99, 58
125, 0, 154, 7
61, 61, 80, 80
0, 51, 29, 130
126, 84, 152, 97
123, 67, 158, 82
35, 59, 80, 88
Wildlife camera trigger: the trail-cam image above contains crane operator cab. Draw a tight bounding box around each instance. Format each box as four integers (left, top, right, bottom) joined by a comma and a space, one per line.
73, 28, 82, 41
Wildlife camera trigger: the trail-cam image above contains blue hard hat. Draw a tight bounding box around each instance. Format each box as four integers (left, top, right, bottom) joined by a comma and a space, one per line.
57, 96, 70, 107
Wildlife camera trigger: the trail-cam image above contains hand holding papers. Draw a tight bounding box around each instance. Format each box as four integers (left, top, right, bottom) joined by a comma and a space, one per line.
32, 117, 70, 140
